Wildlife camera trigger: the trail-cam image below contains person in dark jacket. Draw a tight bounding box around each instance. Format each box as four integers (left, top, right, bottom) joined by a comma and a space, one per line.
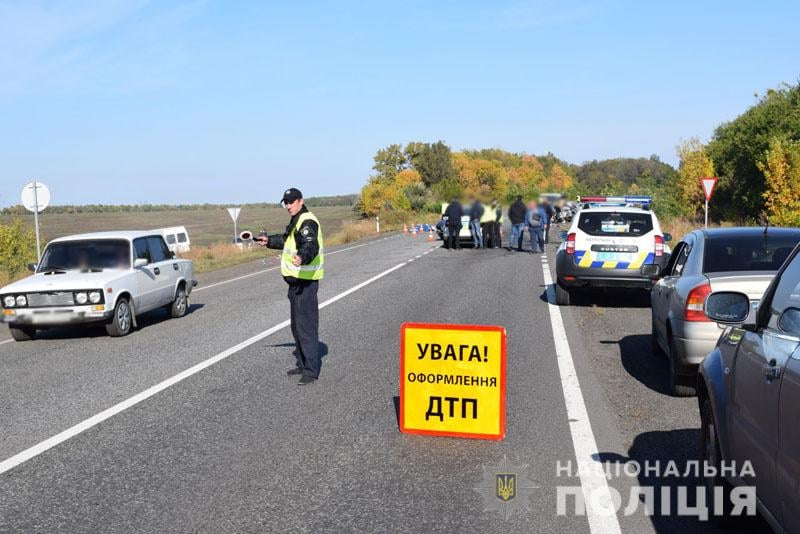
444, 198, 463, 250
255, 188, 324, 385
492, 199, 502, 248
507, 196, 527, 251
469, 198, 484, 248
541, 200, 554, 244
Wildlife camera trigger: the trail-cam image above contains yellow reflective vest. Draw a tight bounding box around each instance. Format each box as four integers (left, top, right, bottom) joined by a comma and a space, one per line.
281, 212, 324, 280
479, 205, 495, 224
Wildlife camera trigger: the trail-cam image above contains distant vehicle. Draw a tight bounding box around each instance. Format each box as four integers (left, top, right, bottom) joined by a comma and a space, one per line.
648, 227, 800, 396
555, 198, 670, 305
698, 241, 800, 532
152, 226, 191, 254
539, 192, 565, 208
0, 231, 196, 341
437, 204, 473, 245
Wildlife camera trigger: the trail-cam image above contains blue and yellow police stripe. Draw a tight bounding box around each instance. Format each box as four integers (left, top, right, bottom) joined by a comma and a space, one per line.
574, 250, 654, 269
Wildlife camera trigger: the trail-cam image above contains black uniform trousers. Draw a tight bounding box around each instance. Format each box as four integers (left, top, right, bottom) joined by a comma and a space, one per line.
447, 224, 462, 249
288, 279, 320, 378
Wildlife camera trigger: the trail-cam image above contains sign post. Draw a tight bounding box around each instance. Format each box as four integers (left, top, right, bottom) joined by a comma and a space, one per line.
227, 207, 241, 242
21, 181, 51, 262
400, 323, 506, 440
700, 177, 718, 229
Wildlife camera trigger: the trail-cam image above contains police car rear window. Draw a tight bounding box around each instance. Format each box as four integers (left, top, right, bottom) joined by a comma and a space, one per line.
703, 233, 800, 273
577, 212, 653, 237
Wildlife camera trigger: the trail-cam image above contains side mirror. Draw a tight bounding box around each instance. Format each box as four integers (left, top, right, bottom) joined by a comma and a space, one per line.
778, 307, 800, 337
705, 292, 751, 324
28, 263, 38, 272
640, 264, 661, 278
133, 258, 148, 268
558, 230, 568, 240
663, 233, 672, 242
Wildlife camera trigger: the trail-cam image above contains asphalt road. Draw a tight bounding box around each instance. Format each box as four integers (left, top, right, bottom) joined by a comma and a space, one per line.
0, 231, 771, 533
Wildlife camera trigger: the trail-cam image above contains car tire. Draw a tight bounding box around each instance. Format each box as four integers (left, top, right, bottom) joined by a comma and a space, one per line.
106, 297, 133, 337
668, 335, 696, 397
701, 396, 733, 520
10, 326, 35, 342
555, 283, 571, 306
167, 284, 188, 318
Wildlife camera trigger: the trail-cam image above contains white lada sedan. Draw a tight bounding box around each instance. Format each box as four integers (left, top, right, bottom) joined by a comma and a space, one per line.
1, 231, 196, 341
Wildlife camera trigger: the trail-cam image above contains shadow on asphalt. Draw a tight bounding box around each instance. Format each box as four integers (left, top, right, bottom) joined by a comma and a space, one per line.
596, 430, 771, 533
32, 303, 205, 340
536, 286, 652, 309
601, 335, 673, 396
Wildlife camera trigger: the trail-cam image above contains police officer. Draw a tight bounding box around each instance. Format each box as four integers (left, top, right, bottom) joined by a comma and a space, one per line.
256, 188, 324, 385
444, 197, 463, 250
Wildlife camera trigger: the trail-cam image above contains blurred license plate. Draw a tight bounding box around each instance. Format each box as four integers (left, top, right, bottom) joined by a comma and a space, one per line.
597, 252, 625, 261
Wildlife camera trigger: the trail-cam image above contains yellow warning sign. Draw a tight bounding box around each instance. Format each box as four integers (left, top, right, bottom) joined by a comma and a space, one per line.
400, 322, 506, 440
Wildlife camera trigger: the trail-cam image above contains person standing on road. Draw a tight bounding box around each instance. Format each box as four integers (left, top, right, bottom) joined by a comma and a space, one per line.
444, 198, 463, 250
256, 188, 324, 386
479, 199, 495, 249
492, 199, 503, 248
541, 199, 554, 244
526, 200, 547, 253
507, 196, 527, 251
469, 198, 484, 249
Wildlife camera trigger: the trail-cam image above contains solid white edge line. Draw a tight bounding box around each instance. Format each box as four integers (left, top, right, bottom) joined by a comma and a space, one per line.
0, 258, 413, 475
541, 259, 622, 534
0, 339, 13, 346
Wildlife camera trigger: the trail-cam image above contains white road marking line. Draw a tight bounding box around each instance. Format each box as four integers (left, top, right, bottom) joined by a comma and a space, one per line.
0, 339, 13, 346
195, 241, 375, 292
540, 259, 622, 534
0, 253, 424, 475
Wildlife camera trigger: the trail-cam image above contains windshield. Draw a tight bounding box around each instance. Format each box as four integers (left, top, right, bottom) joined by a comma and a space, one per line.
704, 233, 800, 273
577, 212, 653, 237
38, 239, 131, 272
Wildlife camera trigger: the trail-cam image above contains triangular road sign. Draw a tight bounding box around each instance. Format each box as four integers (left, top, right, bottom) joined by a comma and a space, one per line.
227, 207, 241, 222
701, 177, 717, 201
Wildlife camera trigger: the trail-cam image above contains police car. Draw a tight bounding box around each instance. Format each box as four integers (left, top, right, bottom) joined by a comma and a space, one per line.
554, 196, 671, 305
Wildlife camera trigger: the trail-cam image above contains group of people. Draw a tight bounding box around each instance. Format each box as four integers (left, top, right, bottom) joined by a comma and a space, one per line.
441, 196, 553, 252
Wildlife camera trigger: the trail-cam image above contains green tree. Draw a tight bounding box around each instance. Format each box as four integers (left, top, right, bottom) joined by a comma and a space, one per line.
758, 137, 800, 226
676, 138, 715, 219
408, 141, 454, 186
372, 144, 408, 179
0, 219, 36, 285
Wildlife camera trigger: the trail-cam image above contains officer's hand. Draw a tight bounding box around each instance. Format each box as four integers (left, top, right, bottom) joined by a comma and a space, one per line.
254, 236, 268, 247
292, 255, 302, 267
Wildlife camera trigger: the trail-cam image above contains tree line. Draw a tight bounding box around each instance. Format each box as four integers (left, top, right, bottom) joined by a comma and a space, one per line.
358, 80, 800, 225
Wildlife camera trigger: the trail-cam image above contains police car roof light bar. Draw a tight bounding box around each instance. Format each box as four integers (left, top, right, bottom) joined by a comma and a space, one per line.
578, 195, 652, 207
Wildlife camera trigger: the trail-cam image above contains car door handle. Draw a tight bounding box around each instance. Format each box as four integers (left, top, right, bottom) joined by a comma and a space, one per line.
173, 263, 179, 271
762, 359, 782, 380
153, 267, 161, 275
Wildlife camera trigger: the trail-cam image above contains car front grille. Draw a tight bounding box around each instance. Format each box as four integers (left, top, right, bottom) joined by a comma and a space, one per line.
26, 292, 75, 307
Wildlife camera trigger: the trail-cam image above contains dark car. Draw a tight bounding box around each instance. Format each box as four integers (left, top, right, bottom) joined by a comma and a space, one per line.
698, 241, 800, 531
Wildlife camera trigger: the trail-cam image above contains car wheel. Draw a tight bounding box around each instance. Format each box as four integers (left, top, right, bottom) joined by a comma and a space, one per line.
701, 397, 733, 519
168, 284, 188, 318
555, 283, 571, 306
668, 335, 696, 397
10, 326, 35, 341
106, 297, 133, 337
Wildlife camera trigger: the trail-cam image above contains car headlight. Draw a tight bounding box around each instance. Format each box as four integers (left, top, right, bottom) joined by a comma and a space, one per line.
75, 292, 88, 305
89, 291, 102, 304
3, 296, 15, 308
15, 295, 27, 307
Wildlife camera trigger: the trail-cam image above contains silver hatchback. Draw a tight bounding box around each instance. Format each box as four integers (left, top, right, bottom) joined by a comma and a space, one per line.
648, 227, 800, 396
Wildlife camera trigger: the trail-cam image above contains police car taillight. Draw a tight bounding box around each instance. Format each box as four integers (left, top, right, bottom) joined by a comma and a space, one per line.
684, 283, 712, 322
566, 233, 576, 254
654, 235, 664, 257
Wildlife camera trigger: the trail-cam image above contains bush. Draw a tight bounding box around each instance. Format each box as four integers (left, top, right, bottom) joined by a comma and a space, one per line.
0, 219, 37, 285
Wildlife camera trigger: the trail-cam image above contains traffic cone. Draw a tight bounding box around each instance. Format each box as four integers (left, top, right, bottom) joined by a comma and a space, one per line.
412, 226, 418, 237
427, 229, 435, 241
403, 224, 409, 235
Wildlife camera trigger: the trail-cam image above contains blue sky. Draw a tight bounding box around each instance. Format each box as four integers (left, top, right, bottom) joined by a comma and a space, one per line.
1, 0, 798, 207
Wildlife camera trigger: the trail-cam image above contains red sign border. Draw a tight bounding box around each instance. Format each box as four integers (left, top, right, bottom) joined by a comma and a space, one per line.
399, 322, 507, 441
701, 176, 718, 201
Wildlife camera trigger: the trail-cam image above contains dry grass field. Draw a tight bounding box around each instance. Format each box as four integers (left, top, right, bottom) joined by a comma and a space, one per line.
1, 205, 359, 248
